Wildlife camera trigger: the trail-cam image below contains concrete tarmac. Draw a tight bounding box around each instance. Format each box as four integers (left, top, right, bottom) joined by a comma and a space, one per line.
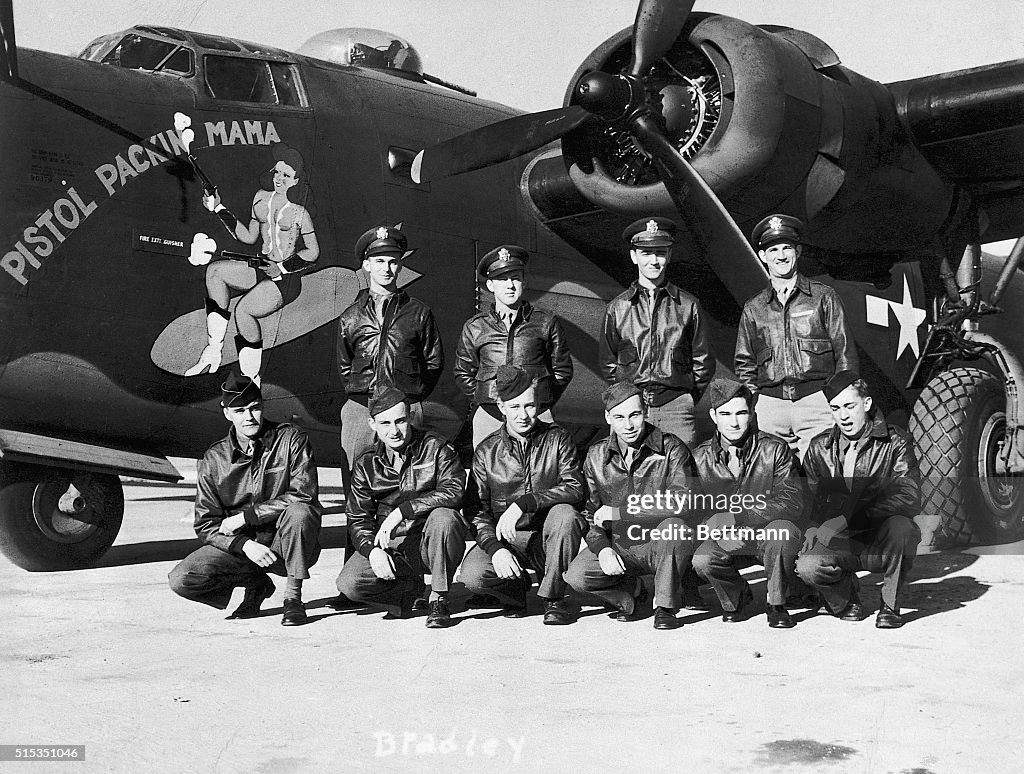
3, 467, 1023, 773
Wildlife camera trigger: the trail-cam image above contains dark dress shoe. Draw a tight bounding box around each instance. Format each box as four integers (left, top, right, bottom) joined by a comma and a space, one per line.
785, 592, 822, 613
838, 600, 866, 621
653, 606, 681, 630
875, 604, 904, 629
616, 579, 649, 622
227, 575, 275, 619
542, 598, 574, 626
502, 603, 529, 618
722, 586, 754, 623
324, 593, 360, 611
767, 604, 796, 629
281, 598, 308, 626
425, 599, 452, 628
412, 584, 431, 611
682, 583, 710, 611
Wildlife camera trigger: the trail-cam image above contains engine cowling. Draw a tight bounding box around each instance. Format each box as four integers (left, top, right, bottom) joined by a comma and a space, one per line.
542, 14, 956, 254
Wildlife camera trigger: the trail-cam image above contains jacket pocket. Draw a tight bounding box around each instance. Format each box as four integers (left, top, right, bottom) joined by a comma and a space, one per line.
797, 337, 834, 378
346, 356, 373, 393
392, 356, 423, 394
617, 342, 639, 376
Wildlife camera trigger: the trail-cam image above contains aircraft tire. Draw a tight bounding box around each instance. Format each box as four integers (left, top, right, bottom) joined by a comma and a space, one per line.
910, 366, 1024, 546
0, 463, 124, 571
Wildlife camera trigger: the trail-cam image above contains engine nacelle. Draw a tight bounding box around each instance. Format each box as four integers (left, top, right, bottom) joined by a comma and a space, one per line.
549, 14, 956, 253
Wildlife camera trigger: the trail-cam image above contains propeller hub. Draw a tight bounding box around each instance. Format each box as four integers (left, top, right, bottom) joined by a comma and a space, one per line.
574, 71, 636, 121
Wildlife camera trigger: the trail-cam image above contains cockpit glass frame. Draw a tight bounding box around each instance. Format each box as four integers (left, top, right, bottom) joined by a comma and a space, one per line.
98, 33, 195, 77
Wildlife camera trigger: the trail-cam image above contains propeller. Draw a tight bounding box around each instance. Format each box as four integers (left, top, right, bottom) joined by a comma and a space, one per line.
413, 0, 765, 301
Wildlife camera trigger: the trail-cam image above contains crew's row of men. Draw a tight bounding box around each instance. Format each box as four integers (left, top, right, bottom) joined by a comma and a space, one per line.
334, 212, 858, 486
169, 367, 920, 632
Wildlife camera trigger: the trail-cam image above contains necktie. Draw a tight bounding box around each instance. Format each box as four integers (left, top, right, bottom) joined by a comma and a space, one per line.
373, 293, 390, 323
727, 446, 741, 478
842, 438, 859, 481
624, 446, 635, 470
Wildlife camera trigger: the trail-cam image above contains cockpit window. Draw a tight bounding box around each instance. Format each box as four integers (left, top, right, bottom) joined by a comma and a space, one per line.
100, 33, 194, 76
204, 55, 304, 106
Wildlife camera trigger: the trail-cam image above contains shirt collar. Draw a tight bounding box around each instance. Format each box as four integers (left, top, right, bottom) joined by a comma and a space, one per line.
764, 273, 810, 304
229, 420, 275, 463
629, 281, 680, 303
604, 423, 664, 464
374, 426, 423, 465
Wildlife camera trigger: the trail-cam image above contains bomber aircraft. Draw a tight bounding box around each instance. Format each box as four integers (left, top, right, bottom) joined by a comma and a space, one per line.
1, 0, 1023, 571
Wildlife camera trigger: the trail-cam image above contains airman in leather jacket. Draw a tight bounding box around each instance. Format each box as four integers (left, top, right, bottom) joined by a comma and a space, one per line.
734, 274, 857, 401
454, 302, 573, 409
600, 281, 715, 405
336, 289, 444, 403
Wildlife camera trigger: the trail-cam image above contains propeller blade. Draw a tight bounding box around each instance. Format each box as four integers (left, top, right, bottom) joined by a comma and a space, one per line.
412, 106, 593, 184
1, 0, 19, 81
630, 113, 767, 303
628, 0, 696, 78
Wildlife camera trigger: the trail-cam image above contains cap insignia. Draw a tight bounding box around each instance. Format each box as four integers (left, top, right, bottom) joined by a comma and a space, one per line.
645, 219, 659, 234
768, 216, 783, 231
375, 226, 389, 240
498, 247, 511, 261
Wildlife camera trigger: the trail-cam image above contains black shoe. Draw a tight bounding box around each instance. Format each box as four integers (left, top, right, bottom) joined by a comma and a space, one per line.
542, 598, 574, 626
412, 584, 431, 612
324, 593, 360, 611
875, 603, 904, 629
227, 575, 275, 620
722, 586, 754, 623
383, 587, 420, 620
615, 579, 649, 622
425, 598, 452, 628
653, 606, 681, 630
465, 593, 498, 609
281, 598, 308, 626
767, 604, 796, 629
682, 583, 710, 611
785, 591, 822, 613
838, 599, 866, 622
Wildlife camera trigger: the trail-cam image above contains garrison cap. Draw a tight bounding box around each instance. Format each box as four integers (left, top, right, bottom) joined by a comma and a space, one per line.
707, 378, 755, 410
368, 385, 408, 417
478, 245, 529, 279
355, 224, 408, 262
602, 381, 643, 411
623, 217, 678, 248
220, 373, 262, 407
494, 365, 533, 402
823, 370, 865, 402
751, 214, 804, 249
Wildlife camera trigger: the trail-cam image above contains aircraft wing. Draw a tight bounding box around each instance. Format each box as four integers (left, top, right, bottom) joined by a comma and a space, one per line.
889, 59, 1024, 243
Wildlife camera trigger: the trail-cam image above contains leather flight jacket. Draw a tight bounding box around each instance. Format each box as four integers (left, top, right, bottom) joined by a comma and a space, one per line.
194, 421, 321, 556
582, 423, 702, 554
802, 412, 921, 529
734, 274, 858, 400
454, 302, 573, 408
466, 421, 586, 557
336, 289, 444, 403
600, 281, 715, 406
347, 428, 466, 558
692, 429, 807, 528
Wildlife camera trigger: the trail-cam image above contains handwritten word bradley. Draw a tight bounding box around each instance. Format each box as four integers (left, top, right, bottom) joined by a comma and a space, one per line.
2, 119, 280, 287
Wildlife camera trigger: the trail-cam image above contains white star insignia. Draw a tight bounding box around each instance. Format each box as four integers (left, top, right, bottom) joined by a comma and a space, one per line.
865, 275, 927, 358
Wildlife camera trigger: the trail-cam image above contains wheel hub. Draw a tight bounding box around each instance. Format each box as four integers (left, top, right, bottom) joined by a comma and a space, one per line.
977, 410, 1022, 521
32, 479, 102, 544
